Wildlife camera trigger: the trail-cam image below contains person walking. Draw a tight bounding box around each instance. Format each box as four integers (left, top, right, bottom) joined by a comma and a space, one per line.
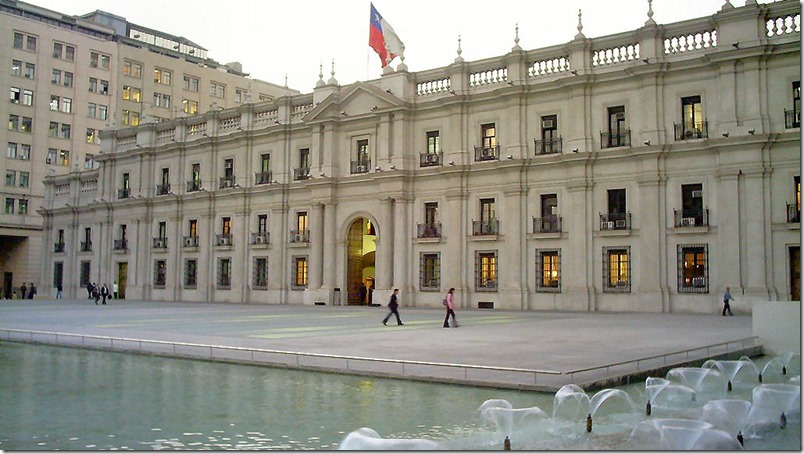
100, 283, 109, 305
92, 283, 100, 305
113, 282, 119, 299
443, 288, 458, 328
722, 287, 735, 316
382, 288, 404, 326
86, 282, 94, 300
27, 283, 36, 299
56, 283, 63, 299
359, 283, 367, 305
20, 283, 27, 300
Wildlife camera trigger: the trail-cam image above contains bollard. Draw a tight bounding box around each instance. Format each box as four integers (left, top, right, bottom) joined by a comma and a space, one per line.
586, 414, 593, 433
646, 401, 651, 416
503, 436, 511, 451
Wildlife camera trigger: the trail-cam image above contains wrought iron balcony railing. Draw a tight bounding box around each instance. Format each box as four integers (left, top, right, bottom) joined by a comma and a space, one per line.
534, 137, 562, 155
600, 129, 631, 149
674, 120, 709, 140
419, 152, 442, 167
785, 109, 801, 129
600, 212, 632, 230
80, 241, 92, 252
255, 171, 272, 185
673, 208, 709, 227
54, 242, 65, 253
289, 229, 310, 243
152, 237, 168, 249
215, 234, 233, 247
219, 176, 237, 189
251, 232, 270, 245
416, 222, 442, 238
787, 203, 801, 223
156, 183, 170, 196
533, 215, 562, 233
293, 167, 311, 181
472, 219, 499, 236
350, 160, 371, 174
186, 180, 202, 192
117, 188, 130, 199
474, 145, 500, 162
113, 239, 127, 250
183, 235, 199, 248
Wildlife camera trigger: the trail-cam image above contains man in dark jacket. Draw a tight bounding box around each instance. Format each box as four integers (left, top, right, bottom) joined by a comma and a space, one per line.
382, 288, 404, 326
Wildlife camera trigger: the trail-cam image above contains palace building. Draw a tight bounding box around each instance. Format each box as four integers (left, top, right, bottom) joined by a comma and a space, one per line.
0, 0, 297, 297
40, 0, 800, 313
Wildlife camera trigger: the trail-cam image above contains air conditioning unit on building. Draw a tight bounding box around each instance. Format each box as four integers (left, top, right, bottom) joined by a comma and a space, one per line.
220, 236, 231, 246
604, 221, 615, 230
255, 234, 267, 244
615, 219, 627, 228
356, 165, 367, 173
691, 190, 703, 198
682, 217, 696, 227
542, 119, 555, 129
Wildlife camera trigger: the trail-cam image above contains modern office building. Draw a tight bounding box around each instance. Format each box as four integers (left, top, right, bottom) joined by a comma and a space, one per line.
41, 0, 800, 313
0, 0, 297, 297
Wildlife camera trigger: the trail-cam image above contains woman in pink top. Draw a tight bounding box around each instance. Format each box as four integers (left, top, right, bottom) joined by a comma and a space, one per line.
443, 288, 458, 328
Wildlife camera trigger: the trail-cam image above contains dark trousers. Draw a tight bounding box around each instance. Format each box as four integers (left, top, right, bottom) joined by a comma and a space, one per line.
383, 307, 402, 325
722, 301, 733, 316
444, 309, 457, 327
101, 294, 107, 305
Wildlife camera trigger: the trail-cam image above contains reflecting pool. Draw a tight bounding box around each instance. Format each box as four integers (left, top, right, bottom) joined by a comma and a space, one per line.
0, 342, 799, 450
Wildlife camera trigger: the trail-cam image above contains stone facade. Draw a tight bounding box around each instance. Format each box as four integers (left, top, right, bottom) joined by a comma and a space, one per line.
40, 0, 800, 313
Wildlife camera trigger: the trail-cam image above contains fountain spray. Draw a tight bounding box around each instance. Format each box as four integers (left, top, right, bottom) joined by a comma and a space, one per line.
586, 414, 593, 433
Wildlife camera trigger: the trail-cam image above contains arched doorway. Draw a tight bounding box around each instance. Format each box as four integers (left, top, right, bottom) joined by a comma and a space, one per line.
346, 217, 377, 305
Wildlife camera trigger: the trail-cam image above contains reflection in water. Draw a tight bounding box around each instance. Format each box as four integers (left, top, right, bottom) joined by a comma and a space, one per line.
0, 343, 799, 450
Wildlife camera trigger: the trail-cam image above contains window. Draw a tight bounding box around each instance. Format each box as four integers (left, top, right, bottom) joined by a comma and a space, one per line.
90, 52, 110, 70
789, 176, 801, 223
474, 198, 498, 235
419, 252, 440, 290
4, 198, 13, 214
86, 128, 99, 144
11, 60, 22, 77
122, 85, 142, 102
481, 123, 497, 149
19, 144, 30, 160
217, 258, 232, 288
121, 173, 130, 198
608, 188, 626, 214
154, 92, 171, 108
61, 97, 72, 114
154, 260, 167, 288
536, 249, 561, 292
19, 171, 29, 188
257, 153, 271, 184
53, 43, 75, 61
20, 89, 33, 106
5, 171, 15, 186
189, 219, 198, 238
18, 199, 27, 215
123, 60, 142, 78
51, 69, 61, 85
235, 88, 245, 103
53, 262, 63, 288
64, 72, 74, 87
21, 117, 32, 132
604, 106, 628, 148
210, 82, 225, 98
13, 32, 36, 51
84, 154, 95, 169
253, 257, 268, 288
258, 214, 268, 234
121, 110, 140, 126
9, 87, 20, 103
222, 217, 232, 236
13, 32, 23, 49
427, 130, 440, 154
292, 256, 308, 288
183, 99, 198, 114
603, 246, 630, 292
89, 77, 97, 93
537, 194, 559, 232
7, 143, 17, 159
87, 103, 96, 118
184, 259, 198, 288
183, 75, 199, 92
60, 123, 71, 139
49, 96, 60, 111
8, 115, 18, 131
99, 79, 108, 95
677, 96, 706, 139
537, 114, 560, 154
475, 251, 498, 290
24, 62, 35, 79
297, 212, 308, 231
58, 150, 70, 166
678, 183, 705, 227
602, 188, 628, 230
191, 163, 201, 188
789, 81, 801, 129
154, 68, 171, 85
80, 261, 91, 287
678, 244, 708, 293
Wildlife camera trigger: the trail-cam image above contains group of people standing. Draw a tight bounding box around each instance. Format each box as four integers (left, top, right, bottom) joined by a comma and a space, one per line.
18, 282, 36, 299
381, 287, 459, 328
86, 282, 112, 305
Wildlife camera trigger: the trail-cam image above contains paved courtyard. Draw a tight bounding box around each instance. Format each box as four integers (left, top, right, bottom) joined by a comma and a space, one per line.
0, 299, 756, 391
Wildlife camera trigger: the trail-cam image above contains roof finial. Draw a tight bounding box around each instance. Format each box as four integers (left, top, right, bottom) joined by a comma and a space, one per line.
284, 73, 288, 88
327, 59, 338, 85
645, 0, 656, 25
512, 23, 522, 51
397, 43, 408, 71
315, 61, 325, 88
383, 41, 394, 74
575, 9, 585, 39
454, 34, 464, 63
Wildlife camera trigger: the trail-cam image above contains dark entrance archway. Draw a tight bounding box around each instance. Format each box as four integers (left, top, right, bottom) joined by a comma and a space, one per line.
346, 218, 376, 305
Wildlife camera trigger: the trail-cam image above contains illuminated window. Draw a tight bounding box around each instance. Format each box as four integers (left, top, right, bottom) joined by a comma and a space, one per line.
603, 246, 630, 292
123, 60, 142, 78
677, 244, 708, 293
292, 256, 308, 288
475, 250, 498, 291
419, 252, 440, 290
536, 249, 561, 292
154, 68, 171, 85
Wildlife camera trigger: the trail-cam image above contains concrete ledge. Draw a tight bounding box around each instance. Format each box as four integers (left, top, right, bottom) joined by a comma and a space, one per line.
752, 301, 801, 355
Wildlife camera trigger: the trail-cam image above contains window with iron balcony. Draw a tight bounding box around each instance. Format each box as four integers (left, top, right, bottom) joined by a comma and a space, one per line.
54, 242, 65, 253
113, 239, 127, 251
215, 233, 233, 247
183, 235, 198, 248
80, 241, 92, 252
251, 232, 270, 245
600, 212, 631, 230
417, 222, 441, 238
533, 215, 562, 233
674, 208, 709, 228
117, 188, 130, 199
219, 175, 237, 189
152, 237, 167, 249
156, 183, 170, 195
785, 81, 800, 129
293, 167, 311, 180
186, 179, 202, 192
289, 229, 310, 243
255, 171, 272, 185
351, 159, 371, 174
675, 96, 707, 140
472, 219, 499, 236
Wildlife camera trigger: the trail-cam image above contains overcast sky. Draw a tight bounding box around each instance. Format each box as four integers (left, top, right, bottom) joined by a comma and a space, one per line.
31, 0, 765, 91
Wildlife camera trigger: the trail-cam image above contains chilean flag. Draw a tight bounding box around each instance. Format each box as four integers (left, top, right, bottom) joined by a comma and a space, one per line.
369, 3, 403, 68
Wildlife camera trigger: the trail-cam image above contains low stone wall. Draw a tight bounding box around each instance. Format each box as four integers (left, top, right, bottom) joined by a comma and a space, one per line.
752, 301, 801, 355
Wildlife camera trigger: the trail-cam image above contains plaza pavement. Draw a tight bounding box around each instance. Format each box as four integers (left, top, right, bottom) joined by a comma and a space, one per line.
0, 298, 757, 392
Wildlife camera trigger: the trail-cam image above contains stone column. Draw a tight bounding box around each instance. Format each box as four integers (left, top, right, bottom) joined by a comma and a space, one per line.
322, 202, 337, 289
309, 202, 324, 289
741, 168, 771, 301
501, 187, 525, 309
377, 197, 394, 290
636, 175, 666, 312
716, 170, 741, 312
392, 196, 411, 294
564, 178, 594, 311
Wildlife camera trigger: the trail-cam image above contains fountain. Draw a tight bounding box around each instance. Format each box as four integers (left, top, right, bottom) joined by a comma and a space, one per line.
552, 384, 590, 420
703, 359, 759, 392
338, 427, 438, 450
746, 383, 801, 433
700, 399, 752, 442
478, 399, 549, 438
645, 377, 697, 414
629, 418, 742, 450
666, 367, 724, 397
760, 352, 797, 382
552, 385, 638, 432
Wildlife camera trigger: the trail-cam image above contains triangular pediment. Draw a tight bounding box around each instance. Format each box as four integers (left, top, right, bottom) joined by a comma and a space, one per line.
304, 82, 405, 123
